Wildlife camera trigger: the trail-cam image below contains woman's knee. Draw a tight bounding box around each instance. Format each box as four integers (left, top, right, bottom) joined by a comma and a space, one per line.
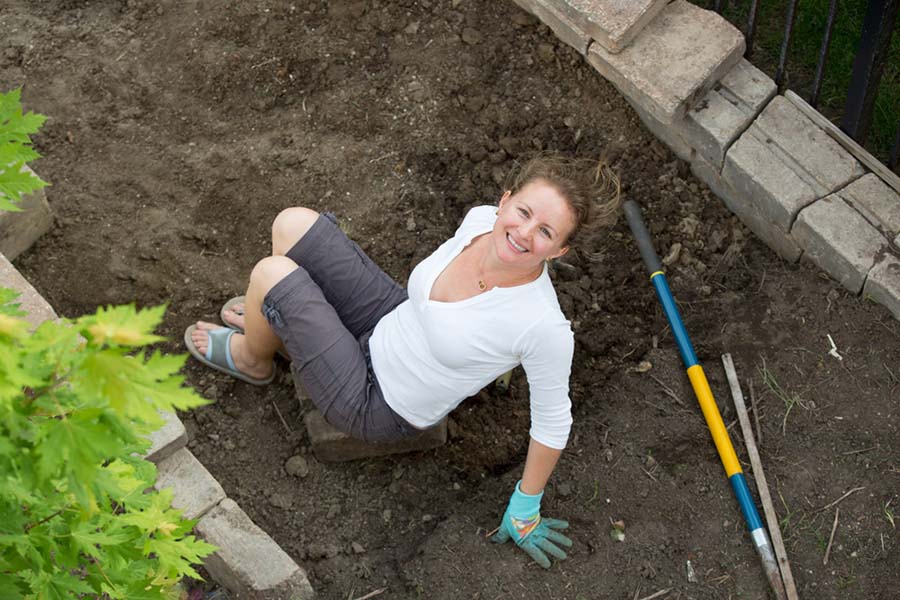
249, 255, 299, 293
272, 207, 319, 256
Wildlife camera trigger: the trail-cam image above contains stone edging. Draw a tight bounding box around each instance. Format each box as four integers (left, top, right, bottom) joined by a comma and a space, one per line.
0, 253, 315, 599
515, 0, 900, 321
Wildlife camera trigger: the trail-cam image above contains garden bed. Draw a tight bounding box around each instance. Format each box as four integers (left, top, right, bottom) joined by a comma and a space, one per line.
4, 1, 899, 598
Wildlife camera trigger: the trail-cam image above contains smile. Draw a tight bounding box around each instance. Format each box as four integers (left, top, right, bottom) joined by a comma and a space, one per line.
507, 233, 528, 253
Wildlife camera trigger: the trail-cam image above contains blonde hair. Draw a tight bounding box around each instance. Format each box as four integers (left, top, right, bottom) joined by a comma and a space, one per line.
505, 153, 621, 246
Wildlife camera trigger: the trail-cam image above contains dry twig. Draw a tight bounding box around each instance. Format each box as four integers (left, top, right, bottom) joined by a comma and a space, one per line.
749, 377, 762, 446
351, 588, 387, 600
271, 400, 293, 434
816, 487, 865, 514
823, 508, 840, 565
649, 374, 686, 406
638, 589, 672, 600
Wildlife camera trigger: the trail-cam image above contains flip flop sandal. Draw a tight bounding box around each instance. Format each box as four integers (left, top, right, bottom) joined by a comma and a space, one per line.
220, 295, 291, 361
184, 324, 275, 386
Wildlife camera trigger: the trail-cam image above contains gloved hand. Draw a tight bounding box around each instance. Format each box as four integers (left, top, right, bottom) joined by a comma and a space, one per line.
491, 480, 573, 568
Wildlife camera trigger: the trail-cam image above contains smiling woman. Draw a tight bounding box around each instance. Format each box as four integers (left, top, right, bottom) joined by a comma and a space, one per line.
184, 152, 621, 569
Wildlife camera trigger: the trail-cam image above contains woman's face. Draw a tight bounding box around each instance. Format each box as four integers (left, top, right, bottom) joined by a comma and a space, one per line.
492, 179, 575, 270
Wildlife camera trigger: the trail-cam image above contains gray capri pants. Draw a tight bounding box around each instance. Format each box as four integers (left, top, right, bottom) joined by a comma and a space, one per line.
261, 212, 418, 442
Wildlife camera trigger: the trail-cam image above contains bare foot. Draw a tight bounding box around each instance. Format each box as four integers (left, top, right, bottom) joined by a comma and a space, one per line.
191, 321, 273, 379
222, 302, 246, 330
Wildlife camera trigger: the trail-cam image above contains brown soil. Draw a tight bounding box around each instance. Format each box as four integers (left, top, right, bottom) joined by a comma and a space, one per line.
4, 1, 899, 598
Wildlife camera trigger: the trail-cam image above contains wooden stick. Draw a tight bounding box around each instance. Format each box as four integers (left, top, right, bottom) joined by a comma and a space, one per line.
748, 377, 762, 446
638, 588, 671, 600
351, 588, 387, 600
271, 400, 293, 434
722, 354, 799, 600
815, 486, 865, 514
823, 508, 840, 565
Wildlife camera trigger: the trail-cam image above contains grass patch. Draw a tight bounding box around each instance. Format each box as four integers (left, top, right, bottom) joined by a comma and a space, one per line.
695, 0, 899, 166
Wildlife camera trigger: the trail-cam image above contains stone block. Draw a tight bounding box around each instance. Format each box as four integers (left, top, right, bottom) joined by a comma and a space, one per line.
864, 255, 900, 321
0, 166, 52, 261
154, 448, 225, 520
792, 195, 887, 294
835, 173, 900, 240
512, 0, 591, 55
586, 0, 744, 124
197, 498, 315, 600
144, 410, 187, 464
691, 154, 803, 262
305, 410, 447, 463
723, 96, 865, 232
551, 0, 668, 53
684, 59, 776, 168
624, 95, 692, 162
0, 252, 58, 327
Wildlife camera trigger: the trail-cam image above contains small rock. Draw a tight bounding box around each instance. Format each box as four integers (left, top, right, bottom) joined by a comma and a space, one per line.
268, 492, 293, 510
307, 542, 340, 560
662, 242, 682, 266
536, 43, 554, 62
406, 216, 416, 231
285, 455, 310, 478
403, 21, 420, 35
204, 384, 219, 400
557, 482, 572, 497
604, 449, 613, 462
461, 27, 482, 45
351, 541, 366, 554
382, 509, 392, 522
634, 360, 652, 373
422, 514, 433, 522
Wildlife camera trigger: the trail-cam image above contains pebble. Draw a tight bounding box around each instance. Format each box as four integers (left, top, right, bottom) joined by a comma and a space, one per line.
268, 492, 293, 510
351, 541, 366, 554
461, 27, 482, 45
382, 509, 392, 522
285, 455, 310, 478
406, 216, 416, 231
557, 482, 573, 497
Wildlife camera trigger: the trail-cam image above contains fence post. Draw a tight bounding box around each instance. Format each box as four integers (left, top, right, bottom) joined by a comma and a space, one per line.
840, 0, 899, 145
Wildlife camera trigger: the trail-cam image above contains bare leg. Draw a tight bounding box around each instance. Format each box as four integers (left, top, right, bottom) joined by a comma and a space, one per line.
193, 256, 298, 377
223, 207, 320, 330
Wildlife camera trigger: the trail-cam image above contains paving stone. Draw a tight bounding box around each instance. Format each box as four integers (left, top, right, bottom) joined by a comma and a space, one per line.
692, 154, 803, 262
864, 254, 900, 321
792, 195, 887, 294
512, 0, 591, 55
305, 410, 447, 463
0, 166, 52, 261
197, 498, 315, 600
724, 96, 865, 232
0, 252, 58, 327
550, 0, 667, 53
154, 448, 225, 520
144, 410, 187, 464
624, 95, 692, 162
683, 59, 776, 168
586, 0, 744, 124
835, 173, 900, 240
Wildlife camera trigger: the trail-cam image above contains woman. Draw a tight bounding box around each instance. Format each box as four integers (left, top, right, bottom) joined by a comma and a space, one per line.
185, 154, 620, 568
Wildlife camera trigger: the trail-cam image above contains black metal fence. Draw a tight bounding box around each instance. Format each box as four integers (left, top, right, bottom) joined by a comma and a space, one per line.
708, 0, 899, 171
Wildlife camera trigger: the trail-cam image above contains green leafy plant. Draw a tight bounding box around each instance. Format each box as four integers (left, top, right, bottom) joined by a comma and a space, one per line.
0, 292, 216, 598
0, 87, 49, 212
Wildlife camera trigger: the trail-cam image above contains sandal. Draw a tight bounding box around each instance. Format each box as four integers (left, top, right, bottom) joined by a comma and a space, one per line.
221, 295, 290, 360
184, 324, 275, 386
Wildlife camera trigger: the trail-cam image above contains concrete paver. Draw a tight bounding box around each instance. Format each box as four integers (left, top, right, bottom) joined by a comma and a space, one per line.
835, 173, 900, 240
792, 194, 888, 294
154, 448, 226, 520
144, 410, 187, 464
197, 498, 316, 600
864, 255, 900, 321
512, 0, 592, 55
0, 252, 58, 327
684, 59, 776, 168
552, 0, 667, 53
0, 167, 52, 261
587, 0, 744, 124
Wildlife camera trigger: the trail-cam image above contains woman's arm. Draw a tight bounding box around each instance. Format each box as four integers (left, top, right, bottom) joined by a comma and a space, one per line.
520, 437, 563, 495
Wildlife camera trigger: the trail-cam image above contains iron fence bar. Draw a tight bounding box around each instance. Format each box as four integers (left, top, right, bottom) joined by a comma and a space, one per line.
810, 0, 840, 108
744, 0, 761, 60
890, 121, 900, 170
841, 0, 900, 144
775, 0, 800, 90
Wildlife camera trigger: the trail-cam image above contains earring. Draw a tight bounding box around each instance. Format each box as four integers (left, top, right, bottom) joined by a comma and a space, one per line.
495, 209, 499, 215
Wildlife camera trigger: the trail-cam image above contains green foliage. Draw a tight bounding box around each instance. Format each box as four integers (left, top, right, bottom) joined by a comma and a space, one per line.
0, 88, 49, 212
0, 295, 215, 598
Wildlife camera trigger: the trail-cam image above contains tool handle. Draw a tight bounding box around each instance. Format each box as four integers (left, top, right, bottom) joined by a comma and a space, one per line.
623, 200, 662, 275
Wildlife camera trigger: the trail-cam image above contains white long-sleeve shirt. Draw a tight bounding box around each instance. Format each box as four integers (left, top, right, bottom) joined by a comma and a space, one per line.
369, 205, 574, 449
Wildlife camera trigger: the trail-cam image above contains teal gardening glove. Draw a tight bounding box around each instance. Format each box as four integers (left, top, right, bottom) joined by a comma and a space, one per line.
491, 481, 573, 568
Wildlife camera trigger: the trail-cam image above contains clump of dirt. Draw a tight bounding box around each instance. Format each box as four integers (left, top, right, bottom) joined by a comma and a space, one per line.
5, 1, 899, 598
